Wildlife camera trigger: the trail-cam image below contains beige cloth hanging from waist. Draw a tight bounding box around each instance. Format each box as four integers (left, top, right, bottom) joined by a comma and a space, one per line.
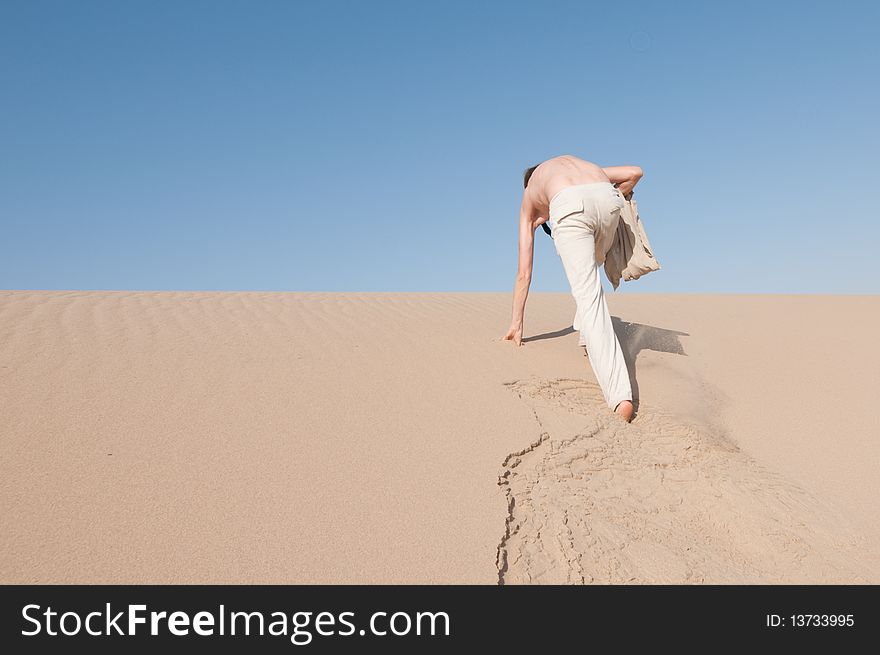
602, 193, 661, 290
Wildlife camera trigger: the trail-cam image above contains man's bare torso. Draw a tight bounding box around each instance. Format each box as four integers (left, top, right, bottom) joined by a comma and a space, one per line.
523, 155, 611, 227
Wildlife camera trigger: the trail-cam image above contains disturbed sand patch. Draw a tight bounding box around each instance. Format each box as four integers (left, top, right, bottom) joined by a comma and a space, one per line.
497, 377, 879, 584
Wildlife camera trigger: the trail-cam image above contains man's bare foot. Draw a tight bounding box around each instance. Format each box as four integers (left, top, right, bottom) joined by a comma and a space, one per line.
614, 400, 634, 423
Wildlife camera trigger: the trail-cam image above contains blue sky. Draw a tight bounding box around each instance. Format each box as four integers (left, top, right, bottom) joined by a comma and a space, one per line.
2, 0, 878, 293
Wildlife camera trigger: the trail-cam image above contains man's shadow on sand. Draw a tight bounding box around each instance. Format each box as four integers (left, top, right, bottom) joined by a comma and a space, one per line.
523, 319, 689, 412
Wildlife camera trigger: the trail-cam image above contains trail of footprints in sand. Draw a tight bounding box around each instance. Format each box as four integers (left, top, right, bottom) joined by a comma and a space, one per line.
496, 378, 879, 584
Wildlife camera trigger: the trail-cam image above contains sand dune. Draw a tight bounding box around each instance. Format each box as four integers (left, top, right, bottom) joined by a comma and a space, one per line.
1, 291, 877, 583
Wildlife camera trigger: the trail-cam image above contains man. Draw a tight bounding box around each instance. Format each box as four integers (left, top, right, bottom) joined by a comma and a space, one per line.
501, 154, 643, 423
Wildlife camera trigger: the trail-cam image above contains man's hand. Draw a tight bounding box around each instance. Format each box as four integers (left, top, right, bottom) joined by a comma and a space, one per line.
602, 165, 643, 199
615, 180, 636, 199
501, 324, 523, 347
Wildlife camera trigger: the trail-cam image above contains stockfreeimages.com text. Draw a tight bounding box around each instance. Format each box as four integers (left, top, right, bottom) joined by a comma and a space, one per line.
22, 603, 450, 645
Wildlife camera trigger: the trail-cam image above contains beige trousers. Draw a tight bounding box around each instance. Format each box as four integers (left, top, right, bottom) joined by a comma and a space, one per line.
547, 182, 632, 410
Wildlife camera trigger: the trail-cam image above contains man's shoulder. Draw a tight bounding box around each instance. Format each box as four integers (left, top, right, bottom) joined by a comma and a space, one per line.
521, 185, 542, 210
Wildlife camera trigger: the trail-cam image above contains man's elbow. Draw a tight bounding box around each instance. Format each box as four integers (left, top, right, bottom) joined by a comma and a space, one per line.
631, 166, 644, 180
516, 271, 532, 284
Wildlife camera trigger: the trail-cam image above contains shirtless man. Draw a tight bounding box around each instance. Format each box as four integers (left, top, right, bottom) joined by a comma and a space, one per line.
501, 154, 643, 422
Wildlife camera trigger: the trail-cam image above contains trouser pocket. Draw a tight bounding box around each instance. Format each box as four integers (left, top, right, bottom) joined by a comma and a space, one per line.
548, 196, 585, 226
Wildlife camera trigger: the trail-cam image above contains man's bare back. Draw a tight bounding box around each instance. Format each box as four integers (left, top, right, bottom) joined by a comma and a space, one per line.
522, 155, 643, 229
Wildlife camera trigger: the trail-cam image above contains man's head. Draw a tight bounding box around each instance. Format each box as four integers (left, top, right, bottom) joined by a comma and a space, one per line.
523, 164, 540, 189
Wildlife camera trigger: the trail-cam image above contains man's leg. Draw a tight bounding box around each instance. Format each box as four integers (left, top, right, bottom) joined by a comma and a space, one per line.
553, 216, 633, 420
573, 310, 585, 347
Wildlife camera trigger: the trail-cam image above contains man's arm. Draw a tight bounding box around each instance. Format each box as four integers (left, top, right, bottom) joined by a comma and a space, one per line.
602, 165, 643, 198
502, 196, 535, 346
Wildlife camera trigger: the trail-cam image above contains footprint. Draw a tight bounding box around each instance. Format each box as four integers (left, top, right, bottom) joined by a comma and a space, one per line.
496, 377, 879, 584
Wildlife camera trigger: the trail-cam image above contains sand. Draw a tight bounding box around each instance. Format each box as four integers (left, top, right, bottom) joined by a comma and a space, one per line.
1, 291, 878, 584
